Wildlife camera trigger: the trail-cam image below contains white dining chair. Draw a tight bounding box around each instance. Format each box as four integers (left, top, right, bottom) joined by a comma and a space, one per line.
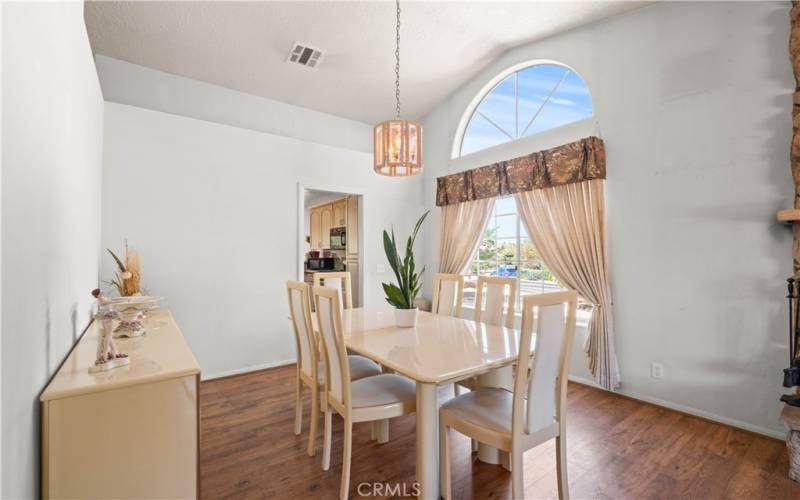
313, 271, 353, 310
314, 286, 417, 500
286, 281, 381, 457
457, 275, 518, 397
431, 273, 464, 317
439, 290, 578, 500
474, 275, 517, 328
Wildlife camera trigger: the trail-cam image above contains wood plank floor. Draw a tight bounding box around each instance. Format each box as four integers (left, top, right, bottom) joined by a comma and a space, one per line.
200, 366, 800, 499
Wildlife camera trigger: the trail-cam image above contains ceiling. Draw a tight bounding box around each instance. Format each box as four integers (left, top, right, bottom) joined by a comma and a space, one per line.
85, 1, 647, 124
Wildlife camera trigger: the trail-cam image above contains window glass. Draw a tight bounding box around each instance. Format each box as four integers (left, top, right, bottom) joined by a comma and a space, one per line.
464, 197, 561, 308
460, 63, 593, 157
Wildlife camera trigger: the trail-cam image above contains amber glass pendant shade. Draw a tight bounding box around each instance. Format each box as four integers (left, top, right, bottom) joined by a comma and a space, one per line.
374, 119, 423, 176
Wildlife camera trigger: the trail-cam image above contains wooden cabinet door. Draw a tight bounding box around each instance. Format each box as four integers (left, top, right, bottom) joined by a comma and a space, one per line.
346, 196, 358, 258
320, 206, 332, 249
309, 209, 322, 250
345, 258, 359, 308
332, 200, 346, 228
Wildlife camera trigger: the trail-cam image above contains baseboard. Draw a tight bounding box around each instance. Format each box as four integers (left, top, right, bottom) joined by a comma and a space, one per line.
202, 358, 296, 381
567, 375, 786, 440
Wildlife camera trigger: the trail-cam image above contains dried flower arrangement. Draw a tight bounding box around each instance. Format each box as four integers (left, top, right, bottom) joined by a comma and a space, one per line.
107, 243, 142, 296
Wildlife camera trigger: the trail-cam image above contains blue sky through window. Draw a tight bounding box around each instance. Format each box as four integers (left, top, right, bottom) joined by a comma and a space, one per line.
460, 63, 592, 156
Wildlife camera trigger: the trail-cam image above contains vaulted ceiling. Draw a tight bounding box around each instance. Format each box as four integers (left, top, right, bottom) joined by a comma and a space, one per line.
85, 1, 647, 124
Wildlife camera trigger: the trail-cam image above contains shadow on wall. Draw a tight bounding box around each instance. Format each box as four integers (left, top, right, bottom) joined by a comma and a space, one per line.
34, 299, 94, 496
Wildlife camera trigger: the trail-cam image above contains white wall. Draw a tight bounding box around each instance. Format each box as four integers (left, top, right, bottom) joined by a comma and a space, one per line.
421, 1, 793, 437
2, 2, 104, 496
101, 102, 425, 378
95, 55, 374, 154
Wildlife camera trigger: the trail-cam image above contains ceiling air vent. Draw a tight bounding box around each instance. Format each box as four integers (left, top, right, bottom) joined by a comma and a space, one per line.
286, 42, 324, 68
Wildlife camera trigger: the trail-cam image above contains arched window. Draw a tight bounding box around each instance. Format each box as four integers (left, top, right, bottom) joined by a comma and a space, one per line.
458, 63, 593, 157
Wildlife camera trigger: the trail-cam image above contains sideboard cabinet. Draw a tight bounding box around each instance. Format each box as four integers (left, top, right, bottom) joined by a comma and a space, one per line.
40, 309, 200, 499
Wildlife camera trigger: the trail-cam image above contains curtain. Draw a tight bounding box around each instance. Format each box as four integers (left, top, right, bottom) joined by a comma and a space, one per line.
514, 179, 620, 390
436, 136, 605, 207
438, 198, 495, 274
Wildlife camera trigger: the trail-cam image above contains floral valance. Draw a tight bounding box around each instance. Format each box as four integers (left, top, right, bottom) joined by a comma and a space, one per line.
435, 136, 606, 207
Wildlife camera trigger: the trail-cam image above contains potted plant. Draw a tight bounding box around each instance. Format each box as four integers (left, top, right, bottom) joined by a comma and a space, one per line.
382, 211, 429, 327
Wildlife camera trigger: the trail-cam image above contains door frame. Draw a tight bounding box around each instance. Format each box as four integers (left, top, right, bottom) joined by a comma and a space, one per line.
297, 182, 366, 306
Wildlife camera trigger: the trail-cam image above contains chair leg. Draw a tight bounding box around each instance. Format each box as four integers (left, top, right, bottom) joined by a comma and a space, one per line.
511, 448, 524, 500
340, 417, 353, 500
370, 422, 376, 441
294, 378, 303, 435
440, 424, 452, 500
307, 385, 319, 456
556, 435, 569, 500
322, 410, 332, 470
376, 419, 389, 444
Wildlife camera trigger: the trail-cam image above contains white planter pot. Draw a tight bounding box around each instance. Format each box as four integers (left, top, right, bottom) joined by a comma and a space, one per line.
394, 307, 418, 328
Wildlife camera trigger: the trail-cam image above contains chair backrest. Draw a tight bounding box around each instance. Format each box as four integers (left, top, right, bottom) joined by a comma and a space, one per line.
287, 280, 317, 380
431, 273, 464, 317
313, 272, 352, 310
314, 286, 351, 408
512, 290, 578, 437
474, 276, 516, 329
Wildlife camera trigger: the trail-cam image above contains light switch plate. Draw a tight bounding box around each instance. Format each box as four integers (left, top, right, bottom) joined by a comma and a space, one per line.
650, 362, 664, 379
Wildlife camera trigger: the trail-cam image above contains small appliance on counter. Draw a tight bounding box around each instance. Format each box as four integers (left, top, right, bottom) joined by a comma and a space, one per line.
330, 227, 346, 250
307, 257, 336, 271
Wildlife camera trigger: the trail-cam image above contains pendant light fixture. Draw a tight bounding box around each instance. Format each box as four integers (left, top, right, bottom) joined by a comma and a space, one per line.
374, 0, 422, 176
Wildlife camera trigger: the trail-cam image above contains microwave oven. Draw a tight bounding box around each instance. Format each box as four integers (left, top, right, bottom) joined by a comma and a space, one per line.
307, 257, 335, 271
330, 228, 346, 250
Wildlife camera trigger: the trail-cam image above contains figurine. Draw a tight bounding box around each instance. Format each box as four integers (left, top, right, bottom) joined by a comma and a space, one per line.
89, 288, 130, 373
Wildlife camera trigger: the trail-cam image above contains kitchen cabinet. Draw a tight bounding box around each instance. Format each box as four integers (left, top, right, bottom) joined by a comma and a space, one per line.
309, 209, 322, 250
320, 206, 333, 249
332, 200, 347, 227
346, 196, 359, 259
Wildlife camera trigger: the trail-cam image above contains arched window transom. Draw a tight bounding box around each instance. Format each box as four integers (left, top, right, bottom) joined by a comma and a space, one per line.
459, 63, 593, 157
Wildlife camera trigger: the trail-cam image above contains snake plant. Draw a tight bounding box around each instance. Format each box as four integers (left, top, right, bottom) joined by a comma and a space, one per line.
382, 211, 429, 310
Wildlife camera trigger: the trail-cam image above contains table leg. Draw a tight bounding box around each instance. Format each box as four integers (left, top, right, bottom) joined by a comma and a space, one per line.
476, 366, 513, 469
416, 382, 439, 500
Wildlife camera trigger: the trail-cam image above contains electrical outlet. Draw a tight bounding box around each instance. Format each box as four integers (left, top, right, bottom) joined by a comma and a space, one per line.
377, 264, 386, 273
651, 362, 664, 379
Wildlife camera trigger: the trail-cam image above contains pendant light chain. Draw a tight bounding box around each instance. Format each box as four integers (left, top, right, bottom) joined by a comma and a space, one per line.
395, 0, 401, 119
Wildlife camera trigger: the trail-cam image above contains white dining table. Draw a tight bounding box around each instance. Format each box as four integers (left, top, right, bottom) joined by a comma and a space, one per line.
338, 306, 526, 500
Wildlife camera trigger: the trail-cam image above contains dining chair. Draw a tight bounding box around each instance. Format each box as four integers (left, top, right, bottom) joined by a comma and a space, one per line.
314, 286, 417, 500
439, 290, 578, 500
313, 271, 353, 310
431, 273, 464, 317
457, 276, 518, 396
474, 275, 517, 328
286, 281, 381, 457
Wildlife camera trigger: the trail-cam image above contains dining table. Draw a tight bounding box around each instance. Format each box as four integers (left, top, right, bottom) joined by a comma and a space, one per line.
332, 305, 527, 500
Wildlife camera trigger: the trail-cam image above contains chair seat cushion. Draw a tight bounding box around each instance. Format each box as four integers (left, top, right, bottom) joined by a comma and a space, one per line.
317, 355, 381, 383
347, 355, 382, 381
350, 373, 416, 409
440, 387, 518, 435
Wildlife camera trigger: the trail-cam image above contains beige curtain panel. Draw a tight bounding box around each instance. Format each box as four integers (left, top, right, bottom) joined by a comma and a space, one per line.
438, 197, 495, 274
514, 179, 620, 390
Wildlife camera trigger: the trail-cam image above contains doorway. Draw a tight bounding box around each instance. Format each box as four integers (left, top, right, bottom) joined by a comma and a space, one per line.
300, 188, 363, 307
